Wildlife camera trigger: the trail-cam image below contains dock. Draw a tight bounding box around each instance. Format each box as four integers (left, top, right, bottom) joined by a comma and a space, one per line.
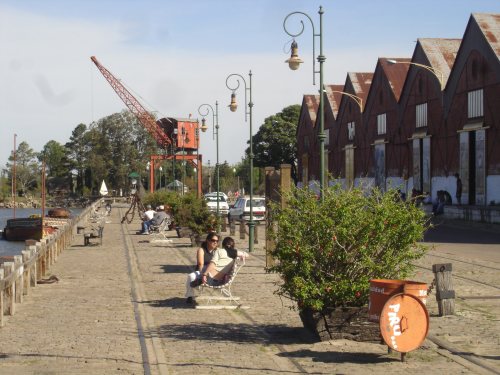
0, 203, 498, 374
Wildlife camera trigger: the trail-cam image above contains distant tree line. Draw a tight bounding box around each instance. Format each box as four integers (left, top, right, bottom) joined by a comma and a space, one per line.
1, 104, 300, 199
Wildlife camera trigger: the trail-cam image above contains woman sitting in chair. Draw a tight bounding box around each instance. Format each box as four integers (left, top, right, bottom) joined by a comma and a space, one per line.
185, 236, 248, 304
185, 232, 219, 303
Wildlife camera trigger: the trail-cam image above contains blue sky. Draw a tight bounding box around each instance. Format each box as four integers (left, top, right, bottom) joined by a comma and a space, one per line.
1, 0, 499, 170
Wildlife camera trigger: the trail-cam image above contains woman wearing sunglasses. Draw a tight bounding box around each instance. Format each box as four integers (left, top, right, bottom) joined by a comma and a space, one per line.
185, 232, 219, 303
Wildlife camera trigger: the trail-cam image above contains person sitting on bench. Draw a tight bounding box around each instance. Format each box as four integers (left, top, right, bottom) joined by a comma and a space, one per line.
185, 236, 248, 303
185, 232, 219, 304
141, 205, 168, 235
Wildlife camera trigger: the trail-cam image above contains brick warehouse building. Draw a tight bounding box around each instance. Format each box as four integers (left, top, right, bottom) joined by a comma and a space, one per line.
296, 13, 500, 205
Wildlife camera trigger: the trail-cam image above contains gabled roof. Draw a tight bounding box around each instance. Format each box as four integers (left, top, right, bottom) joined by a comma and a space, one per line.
347, 72, 373, 103
418, 38, 461, 86
473, 13, 500, 59
303, 94, 320, 126
379, 58, 411, 102
324, 85, 344, 119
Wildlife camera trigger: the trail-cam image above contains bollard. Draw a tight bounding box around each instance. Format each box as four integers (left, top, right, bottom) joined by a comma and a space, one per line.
239, 220, 246, 240
221, 217, 227, 232
432, 263, 455, 316
254, 222, 259, 244
230, 221, 236, 236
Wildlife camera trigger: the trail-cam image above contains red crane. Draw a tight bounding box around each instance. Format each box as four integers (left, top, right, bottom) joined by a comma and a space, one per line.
90, 56, 172, 148
91, 56, 202, 195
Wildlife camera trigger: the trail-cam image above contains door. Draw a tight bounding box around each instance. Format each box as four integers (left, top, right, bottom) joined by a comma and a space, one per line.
345, 146, 354, 188
374, 144, 386, 190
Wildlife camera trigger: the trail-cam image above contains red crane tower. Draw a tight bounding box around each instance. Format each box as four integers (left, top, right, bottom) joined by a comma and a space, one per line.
90, 56, 202, 195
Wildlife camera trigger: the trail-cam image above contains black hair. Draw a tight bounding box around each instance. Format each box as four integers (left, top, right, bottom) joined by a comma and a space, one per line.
222, 237, 238, 259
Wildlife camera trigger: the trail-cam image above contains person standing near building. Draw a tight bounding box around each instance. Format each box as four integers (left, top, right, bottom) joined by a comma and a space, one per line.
455, 173, 463, 205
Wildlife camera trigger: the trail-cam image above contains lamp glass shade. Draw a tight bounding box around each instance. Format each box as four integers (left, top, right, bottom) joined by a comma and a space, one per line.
229, 93, 238, 112
285, 44, 303, 71
201, 118, 208, 132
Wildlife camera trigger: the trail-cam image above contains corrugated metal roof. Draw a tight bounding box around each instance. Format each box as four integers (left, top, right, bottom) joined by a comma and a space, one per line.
418, 38, 461, 86
304, 94, 320, 125
473, 13, 500, 59
347, 72, 373, 102
324, 84, 344, 118
380, 58, 411, 102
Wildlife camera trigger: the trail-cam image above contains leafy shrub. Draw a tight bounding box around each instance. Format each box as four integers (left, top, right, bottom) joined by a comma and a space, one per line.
267, 185, 429, 312
143, 191, 214, 236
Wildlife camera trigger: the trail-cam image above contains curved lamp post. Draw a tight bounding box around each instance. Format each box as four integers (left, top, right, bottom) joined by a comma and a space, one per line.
283, 6, 326, 199
198, 103, 222, 226
226, 71, 255, 252
386, 59, 444, 90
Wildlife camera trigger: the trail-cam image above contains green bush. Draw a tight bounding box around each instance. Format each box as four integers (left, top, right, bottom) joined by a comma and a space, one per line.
267, 185, 429, 312
143, 191, 215, 236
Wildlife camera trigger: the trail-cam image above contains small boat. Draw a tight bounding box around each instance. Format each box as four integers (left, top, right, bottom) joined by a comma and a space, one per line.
48, 207, 72, 219
2, 218, 43, 241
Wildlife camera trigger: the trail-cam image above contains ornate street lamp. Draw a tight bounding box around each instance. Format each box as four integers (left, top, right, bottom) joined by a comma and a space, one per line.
226, 71, 255, 252
198, 102, 221, 231
283, 6, 326, 198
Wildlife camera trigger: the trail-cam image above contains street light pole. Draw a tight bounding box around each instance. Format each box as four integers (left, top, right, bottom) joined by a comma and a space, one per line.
283, 6, 326, 199
226, 71, 255, 252
198, 102, 222, 229
208, 160, 212, 193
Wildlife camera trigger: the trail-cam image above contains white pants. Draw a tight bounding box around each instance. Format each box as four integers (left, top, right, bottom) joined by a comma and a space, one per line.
185, 271, 201, 297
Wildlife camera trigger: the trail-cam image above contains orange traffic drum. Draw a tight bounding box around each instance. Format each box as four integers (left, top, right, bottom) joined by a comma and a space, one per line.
369, 279, 427, 322
379, 293, 429, 353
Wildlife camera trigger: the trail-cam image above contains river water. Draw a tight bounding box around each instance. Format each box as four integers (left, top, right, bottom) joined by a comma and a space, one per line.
0, 208, 81, 256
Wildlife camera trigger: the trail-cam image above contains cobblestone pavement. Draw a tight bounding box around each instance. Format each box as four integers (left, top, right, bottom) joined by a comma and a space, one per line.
0, 207, 498, 374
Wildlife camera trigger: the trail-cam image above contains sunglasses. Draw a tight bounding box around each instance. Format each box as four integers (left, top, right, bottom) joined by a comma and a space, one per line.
210, 239, 219, 243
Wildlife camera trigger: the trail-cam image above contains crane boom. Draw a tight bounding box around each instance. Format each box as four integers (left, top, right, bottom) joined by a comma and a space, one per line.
90, 56, 172, 147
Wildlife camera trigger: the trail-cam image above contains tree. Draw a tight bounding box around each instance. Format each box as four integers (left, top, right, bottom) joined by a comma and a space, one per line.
247, 104, 300, 183
6, 141, 40, 195
39, 140, 68, 178
65, 123, 89, 194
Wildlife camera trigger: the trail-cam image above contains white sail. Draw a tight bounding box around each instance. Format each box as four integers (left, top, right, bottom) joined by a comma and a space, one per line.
99, 180, 108, 196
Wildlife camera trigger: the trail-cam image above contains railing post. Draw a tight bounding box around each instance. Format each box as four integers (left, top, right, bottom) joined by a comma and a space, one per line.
0, 269, 4, 326
22, 250, 31, 296
14, 255, 23, 304
3, 262, 15, 316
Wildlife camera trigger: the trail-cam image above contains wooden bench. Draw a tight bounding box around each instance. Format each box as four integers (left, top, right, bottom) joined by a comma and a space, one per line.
83, 225, 104, 246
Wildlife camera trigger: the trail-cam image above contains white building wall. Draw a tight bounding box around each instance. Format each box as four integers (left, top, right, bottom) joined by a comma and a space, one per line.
487, 175, 500, 205
431, 175, 458, 204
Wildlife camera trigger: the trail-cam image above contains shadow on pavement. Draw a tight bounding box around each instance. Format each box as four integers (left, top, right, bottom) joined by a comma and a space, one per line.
157, 264, 193, 273
146, 322, 315, 345
277, 349, 396, 364
140, 297, 191, 309
423, 220, 500, 245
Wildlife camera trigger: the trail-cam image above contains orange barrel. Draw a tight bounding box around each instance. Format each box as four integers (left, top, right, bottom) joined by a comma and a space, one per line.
369, 279, 427, 322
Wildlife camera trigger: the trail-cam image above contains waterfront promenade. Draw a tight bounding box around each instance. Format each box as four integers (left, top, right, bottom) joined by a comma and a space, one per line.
0, 204, 498, 374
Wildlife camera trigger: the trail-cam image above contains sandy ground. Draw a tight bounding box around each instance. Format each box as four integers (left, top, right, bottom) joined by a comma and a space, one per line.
0, 206, 498, 374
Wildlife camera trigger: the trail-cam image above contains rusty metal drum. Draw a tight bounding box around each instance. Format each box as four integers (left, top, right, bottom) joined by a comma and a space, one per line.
369, 279, 427, 322
379, 293, 430, 353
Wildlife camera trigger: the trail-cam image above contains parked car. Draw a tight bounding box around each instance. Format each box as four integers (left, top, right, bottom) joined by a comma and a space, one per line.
228, 196, 266, 222
204, 193, 229, 216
